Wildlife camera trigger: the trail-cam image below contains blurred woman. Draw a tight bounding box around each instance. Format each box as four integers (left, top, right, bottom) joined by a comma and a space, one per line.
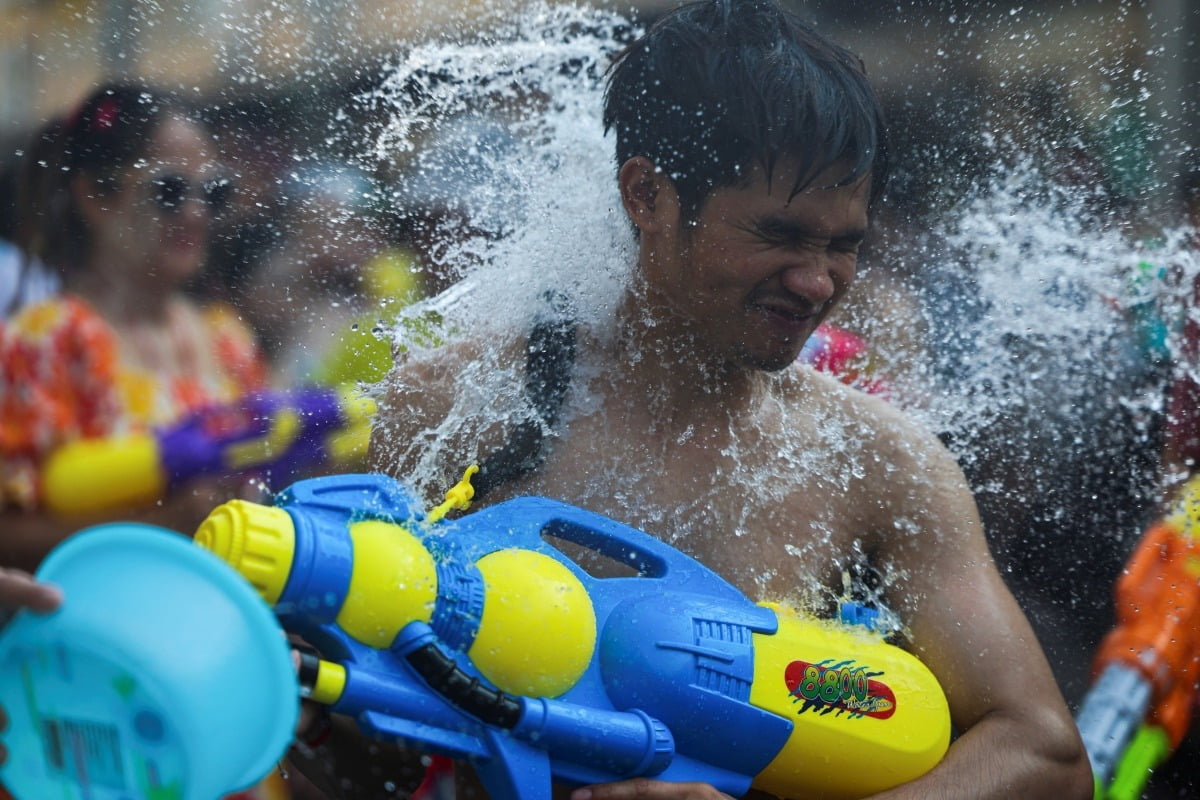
0, 83, 266, 569
0, 83, 296, 800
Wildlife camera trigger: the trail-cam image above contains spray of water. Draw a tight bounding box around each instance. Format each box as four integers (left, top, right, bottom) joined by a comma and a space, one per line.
359, 3, 637, 492
912, 152, 1198, 539
369, 2, 636, 315
355, 2, 1199, 617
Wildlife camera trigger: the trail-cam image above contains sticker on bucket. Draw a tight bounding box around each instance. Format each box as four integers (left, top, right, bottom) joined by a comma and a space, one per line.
2, 642, 186, 799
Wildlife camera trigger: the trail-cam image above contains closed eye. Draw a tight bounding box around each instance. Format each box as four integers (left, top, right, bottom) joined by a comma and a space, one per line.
742, 218, 865, 253
829, 235, 864, 254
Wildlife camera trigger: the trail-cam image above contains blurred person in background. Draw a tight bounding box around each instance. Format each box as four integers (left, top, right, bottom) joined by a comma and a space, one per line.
236, 161, 412, 386
0, 82, 302, 800
0, 83, 267, 567
190, 113, 289, 319
0, 122, 62, 318
232, 114, 526, 394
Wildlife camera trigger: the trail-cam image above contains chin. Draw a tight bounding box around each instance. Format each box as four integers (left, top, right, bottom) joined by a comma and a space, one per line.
161, 254, 205, 283
736, 347, 800, 373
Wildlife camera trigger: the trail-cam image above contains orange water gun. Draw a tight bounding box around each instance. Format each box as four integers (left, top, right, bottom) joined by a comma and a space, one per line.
1075, 475, 1200, 799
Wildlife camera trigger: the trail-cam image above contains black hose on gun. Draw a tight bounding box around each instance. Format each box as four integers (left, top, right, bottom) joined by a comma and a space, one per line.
405, 641, 523, 728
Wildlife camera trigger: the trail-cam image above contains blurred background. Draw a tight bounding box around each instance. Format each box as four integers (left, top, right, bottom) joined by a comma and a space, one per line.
1, 0, 1198, 796
2, 0, 1196, 211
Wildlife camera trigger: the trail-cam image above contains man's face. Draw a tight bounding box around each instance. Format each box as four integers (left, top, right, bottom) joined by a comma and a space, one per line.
643, 158, 871, 372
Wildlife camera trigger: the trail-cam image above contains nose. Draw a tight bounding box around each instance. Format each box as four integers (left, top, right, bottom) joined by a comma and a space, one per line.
180, 193, 213, 226
779, 255, 848, 309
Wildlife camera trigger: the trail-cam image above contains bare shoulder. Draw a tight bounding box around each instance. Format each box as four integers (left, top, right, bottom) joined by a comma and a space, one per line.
780, 366, 977, 537
780, 367, 953, 467
368, 335, 527, 488
773, 370, 1007, 665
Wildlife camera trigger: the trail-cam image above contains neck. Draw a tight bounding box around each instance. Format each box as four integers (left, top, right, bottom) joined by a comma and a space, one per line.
68, 264, 177, 324
601, 284, 764, 423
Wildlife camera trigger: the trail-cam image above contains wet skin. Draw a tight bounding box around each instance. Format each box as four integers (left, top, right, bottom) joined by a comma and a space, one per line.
628, 155, 868, 374
367, 155, 1092, 799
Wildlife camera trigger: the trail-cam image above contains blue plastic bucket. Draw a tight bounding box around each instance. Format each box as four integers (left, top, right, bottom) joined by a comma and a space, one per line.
0, 523, 299, 800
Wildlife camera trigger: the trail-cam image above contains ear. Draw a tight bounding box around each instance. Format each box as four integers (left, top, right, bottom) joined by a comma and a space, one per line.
618, 156, 678, 235
70, 174, 109, 228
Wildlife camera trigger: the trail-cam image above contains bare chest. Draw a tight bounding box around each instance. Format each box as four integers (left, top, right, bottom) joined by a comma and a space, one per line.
495, 408, 873, 609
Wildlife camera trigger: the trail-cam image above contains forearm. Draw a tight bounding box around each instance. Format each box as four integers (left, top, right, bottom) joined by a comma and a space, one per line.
865, 708, 1092, 800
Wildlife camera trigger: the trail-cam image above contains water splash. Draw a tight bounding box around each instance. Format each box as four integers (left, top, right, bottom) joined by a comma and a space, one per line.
904, 149, 1198, 536
919, 156, 1155, 450
366, 2, 636, 319
360, 2, 637, 494
357, 2, 1198, 616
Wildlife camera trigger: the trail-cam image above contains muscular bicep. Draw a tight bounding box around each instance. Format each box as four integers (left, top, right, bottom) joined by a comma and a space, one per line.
875, 432, 1064, 733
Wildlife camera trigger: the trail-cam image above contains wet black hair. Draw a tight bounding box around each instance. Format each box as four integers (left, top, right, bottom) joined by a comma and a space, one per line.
29, 83, 195, 271
61, 84, 193, 177
13, 116, 68, 262
603, 0, 889, 219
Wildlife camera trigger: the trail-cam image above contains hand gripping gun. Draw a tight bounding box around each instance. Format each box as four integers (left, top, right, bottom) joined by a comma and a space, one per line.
1075, 474, 1200, 799
195, 471, 950, 800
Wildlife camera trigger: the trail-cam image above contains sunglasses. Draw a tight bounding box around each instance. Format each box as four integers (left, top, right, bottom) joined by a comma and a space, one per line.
148, 175, 235, 214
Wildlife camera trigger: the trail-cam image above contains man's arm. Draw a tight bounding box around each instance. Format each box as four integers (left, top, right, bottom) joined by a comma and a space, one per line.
867, 422, 1093, 799
572, 449, 1091, 800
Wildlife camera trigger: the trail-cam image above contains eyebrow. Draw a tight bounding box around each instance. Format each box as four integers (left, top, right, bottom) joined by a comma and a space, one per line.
752, 215, 868, 244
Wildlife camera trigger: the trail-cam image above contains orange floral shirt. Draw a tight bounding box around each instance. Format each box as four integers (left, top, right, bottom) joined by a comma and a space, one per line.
0, 296, 266, 509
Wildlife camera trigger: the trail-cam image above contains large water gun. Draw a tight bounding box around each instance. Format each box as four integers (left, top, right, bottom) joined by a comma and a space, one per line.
40, 385, 375, 517
195, 470, 950, 800
1074, 474, 1200, 799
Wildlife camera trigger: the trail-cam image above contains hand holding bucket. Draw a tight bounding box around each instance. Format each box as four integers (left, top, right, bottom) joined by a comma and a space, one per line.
0, 523, 299, 800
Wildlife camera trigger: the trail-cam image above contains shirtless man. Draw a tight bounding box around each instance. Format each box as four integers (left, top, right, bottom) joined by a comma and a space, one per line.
358, 1, 1092, 798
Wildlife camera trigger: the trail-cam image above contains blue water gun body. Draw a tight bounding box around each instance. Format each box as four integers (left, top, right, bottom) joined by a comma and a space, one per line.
197, 472, 950, 800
